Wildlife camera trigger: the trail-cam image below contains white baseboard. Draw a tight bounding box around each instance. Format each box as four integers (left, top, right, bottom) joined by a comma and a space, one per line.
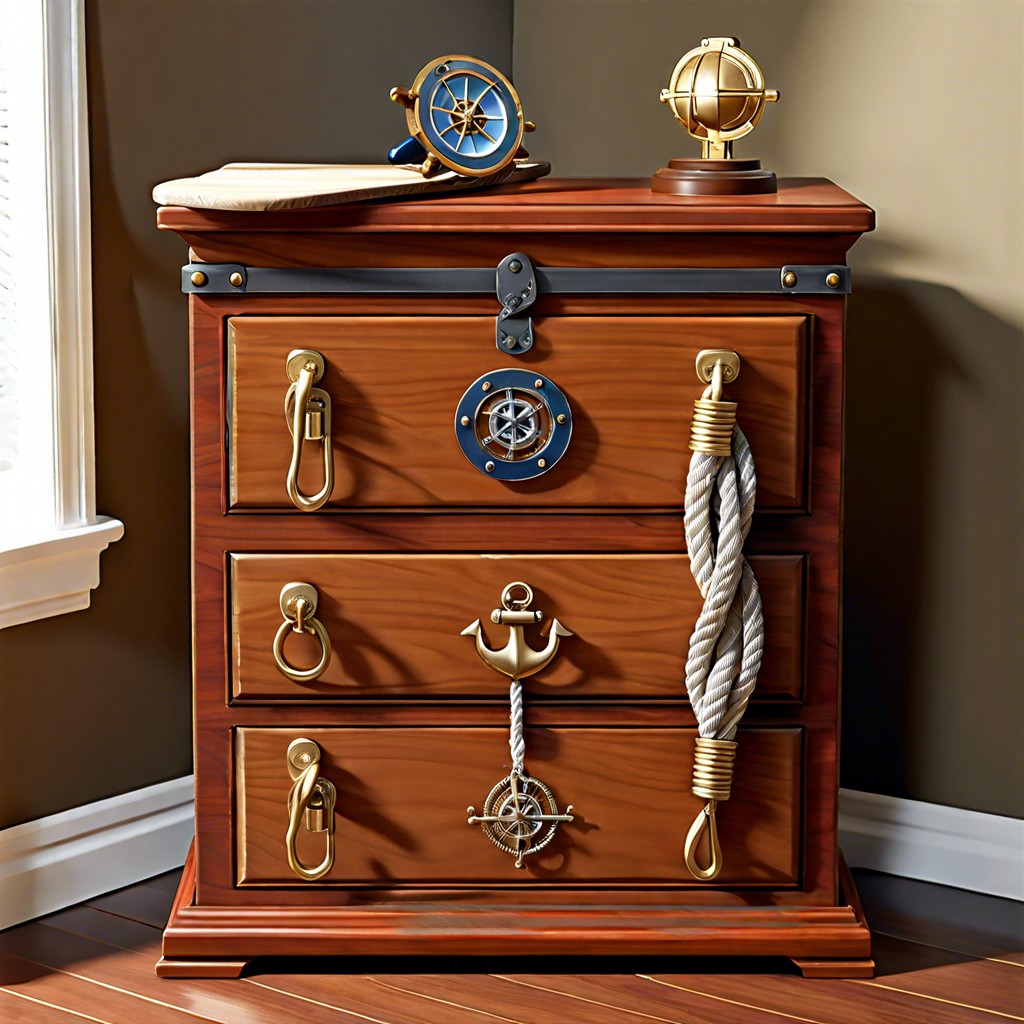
0, 776, 194, 930
840, 788, 1024, 901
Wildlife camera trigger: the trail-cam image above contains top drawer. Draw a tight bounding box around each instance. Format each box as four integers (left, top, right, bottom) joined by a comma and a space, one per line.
228, 315, 807, 510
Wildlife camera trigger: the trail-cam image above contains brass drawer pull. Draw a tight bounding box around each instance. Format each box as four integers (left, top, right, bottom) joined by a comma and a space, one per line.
273, 582, 332, 683
284, 349, 334, 511
285, 738, 337, 881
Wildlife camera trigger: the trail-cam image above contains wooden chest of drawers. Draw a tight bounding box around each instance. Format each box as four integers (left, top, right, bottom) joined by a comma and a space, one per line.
155, 177, 874, 977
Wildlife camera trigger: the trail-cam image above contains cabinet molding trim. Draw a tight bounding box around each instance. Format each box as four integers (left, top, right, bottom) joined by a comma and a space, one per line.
840, 788, 1023, 901
0, 775, 194, 929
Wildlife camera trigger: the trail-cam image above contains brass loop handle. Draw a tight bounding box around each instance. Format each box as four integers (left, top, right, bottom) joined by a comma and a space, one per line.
285, 738, 337, 881
273, 582, 332, 683
284, 349, 334, 512
683, 800, 723, 881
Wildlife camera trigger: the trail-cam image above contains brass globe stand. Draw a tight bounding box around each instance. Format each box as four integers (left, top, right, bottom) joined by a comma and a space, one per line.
652, 37, 779, 196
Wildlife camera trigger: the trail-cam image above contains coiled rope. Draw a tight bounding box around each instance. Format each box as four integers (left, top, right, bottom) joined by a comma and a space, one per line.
682, 357, 765, 880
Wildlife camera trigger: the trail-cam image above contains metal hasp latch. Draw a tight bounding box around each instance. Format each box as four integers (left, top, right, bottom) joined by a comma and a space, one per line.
495, 252, 537, 354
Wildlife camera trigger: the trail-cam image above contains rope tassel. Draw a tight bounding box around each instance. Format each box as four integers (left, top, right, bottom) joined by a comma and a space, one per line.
682, 354, 765, 881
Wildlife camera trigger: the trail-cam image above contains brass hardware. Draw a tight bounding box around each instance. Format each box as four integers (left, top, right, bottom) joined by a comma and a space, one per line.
509, 259, 523, 273
389, 85, 415, 109
826, 272, 841, 289
273, 582, 332, 683
660, 37, 779, 161
485, 461, 495, 472
534, 379, 543, 388
683, 737, 737, 881
285, 738, 337, 881
228, 271, 244, 287
482, 381, 491, 392
461, 581, 572, 682
460, 415, 471, 427
537, 459, 546, 469
690, 350, 741, 456
284, 349, 334, 512
190, 271, 207, 287
782, 271, 798, 288
524, 121, 536, 133
468, 772, 574, 869
695, 349, 740, 385
556, 414, 567, 425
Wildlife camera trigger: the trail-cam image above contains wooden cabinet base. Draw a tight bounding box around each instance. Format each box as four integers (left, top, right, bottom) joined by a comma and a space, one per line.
157, 843, 873, 978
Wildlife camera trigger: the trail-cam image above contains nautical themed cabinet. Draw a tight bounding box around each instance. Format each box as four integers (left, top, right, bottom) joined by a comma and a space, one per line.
155, 177, 874, 978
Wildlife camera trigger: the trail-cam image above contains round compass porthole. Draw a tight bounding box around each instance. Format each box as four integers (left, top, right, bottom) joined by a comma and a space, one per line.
454, 369, 572, 481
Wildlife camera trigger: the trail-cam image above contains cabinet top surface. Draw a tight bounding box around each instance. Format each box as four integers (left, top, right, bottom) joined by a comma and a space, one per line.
156, 176, 874, 236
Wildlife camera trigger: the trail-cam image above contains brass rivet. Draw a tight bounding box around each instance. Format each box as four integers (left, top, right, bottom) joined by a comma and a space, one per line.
485, 461, 495, 472
190, 271, 207, 287
537, 458, 547, 469
825, 272, 841, 289
482, 382, 491, 392
556, 414, 567, 424
782, 271, 798, 288
228, 271, 244, 287
534, 378, 544, 388
460, 415, 471, 427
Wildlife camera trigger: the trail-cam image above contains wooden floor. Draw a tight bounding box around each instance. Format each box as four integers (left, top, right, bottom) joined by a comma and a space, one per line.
0, 868, 1020, 1023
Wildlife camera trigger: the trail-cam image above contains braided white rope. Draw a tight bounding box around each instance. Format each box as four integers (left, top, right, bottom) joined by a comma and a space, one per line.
509, 680, 526, 773
684, 425, 764, 740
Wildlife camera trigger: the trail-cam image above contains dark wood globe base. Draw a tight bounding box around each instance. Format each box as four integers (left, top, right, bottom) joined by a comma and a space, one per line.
652, 157, 778, 196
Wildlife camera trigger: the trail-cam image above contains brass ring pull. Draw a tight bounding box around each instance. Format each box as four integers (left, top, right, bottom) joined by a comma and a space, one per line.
273, 582, 332, 683
284, 348, 334, 512
285, 738, 337, 881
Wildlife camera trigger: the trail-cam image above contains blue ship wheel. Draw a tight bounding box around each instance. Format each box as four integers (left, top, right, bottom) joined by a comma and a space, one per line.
390, 55, 531, 177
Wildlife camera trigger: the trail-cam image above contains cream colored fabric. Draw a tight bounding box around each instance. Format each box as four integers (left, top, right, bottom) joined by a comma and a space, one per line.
152, 161, 550, 211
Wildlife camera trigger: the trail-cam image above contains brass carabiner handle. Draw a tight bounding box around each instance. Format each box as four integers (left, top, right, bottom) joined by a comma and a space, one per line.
683, 799, 723, 881
284, 349, 334, 512
285, 738, 337, 881
273, 582, 332, 683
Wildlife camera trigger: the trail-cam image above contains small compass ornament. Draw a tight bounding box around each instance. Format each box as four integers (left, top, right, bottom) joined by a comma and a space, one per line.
652, 37, 780, 196
463, 582, 575, 869
389, 55, 536, 177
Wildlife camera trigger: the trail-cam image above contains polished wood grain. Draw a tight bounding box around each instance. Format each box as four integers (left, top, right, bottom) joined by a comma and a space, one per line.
230, 553, 805, 701
162, 179, 869, 964
228, 315, 807, 510
235, 726, 801, 887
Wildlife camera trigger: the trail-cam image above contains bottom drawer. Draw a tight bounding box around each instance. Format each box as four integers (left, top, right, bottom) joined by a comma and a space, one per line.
236, 726, 801, 887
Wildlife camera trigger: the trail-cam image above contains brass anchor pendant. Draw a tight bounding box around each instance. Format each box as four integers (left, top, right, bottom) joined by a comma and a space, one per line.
461, 581, 572, 681
462, 582, 575, 868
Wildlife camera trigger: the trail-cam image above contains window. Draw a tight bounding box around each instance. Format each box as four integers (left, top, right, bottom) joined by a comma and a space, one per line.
0, 0, 122, 629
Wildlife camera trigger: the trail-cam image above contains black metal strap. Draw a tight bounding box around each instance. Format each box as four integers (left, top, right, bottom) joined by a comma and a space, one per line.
182, 262, 851, 296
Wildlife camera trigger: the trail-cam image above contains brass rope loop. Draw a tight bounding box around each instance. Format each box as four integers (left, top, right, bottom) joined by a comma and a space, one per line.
682, 737, 737, 881
285, 755, 337, 882
689, 398, 738, 456
284, 353, 334, 512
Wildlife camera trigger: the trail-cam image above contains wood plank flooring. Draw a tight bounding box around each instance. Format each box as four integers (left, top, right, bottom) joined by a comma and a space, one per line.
0, 869, 1020, 1023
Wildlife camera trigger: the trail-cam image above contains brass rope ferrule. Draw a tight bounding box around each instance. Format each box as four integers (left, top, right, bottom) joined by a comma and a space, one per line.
691, 736, 738, 801
689, 353, 739, 456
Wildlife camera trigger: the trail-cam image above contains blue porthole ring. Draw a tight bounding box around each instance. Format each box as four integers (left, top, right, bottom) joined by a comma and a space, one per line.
454, 369, 572, 481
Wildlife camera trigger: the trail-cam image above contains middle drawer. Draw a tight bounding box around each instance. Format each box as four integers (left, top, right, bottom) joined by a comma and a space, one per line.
231, 553, 805, 702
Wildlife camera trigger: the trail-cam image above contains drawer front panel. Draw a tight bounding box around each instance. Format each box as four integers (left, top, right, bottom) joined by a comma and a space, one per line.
231, 553, 805, 701
228, 315, 807, 510
236, 726, 801, 886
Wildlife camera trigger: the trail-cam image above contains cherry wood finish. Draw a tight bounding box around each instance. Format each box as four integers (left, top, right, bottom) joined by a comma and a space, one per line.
230, 553, 806, 701
236, 726, 801, 887
159, 178, 873, 975
228, 315, 807, 510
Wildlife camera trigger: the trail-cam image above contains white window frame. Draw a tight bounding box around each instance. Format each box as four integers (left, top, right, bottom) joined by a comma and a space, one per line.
0, 0, 122, 629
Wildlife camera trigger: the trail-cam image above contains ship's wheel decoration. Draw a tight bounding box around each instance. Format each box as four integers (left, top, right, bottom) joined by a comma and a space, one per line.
463, 582, 575, 868
389, 55, 535, 177
455, 369, 572, 480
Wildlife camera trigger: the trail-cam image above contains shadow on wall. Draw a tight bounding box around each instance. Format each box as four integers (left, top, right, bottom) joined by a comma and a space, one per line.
842, 276, 1024, 817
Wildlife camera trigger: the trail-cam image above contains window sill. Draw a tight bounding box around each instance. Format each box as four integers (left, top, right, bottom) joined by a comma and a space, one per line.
0, 517, 125, 629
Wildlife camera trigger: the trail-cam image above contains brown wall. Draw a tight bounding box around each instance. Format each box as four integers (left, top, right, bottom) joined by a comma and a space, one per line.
1, 0, 1019, 827
0, 0, 513, 830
